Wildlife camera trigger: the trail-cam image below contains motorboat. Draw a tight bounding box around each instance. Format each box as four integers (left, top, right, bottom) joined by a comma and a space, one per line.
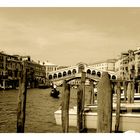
54, 103, 140, 132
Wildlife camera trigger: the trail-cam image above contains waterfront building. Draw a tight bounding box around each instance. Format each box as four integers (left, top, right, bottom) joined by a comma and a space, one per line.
115, 52, 129, 80
18, 57, 46, 88
115, 49, 135, 80
30, 60, 46, 88
0, 51, 22, 89
89, 59, 116, 72
134, 47, 140, 79
43, 61, 58, 79
0, 51, 46, 89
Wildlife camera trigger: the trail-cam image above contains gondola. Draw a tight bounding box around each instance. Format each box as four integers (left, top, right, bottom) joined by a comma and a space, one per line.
50, 89, 60, 98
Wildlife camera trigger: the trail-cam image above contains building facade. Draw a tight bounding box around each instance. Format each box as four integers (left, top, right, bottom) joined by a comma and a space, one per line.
28, 60, 46, 88
134, 48, 140, 79
89, 59, 116, 72
0, 52, 22, 89
0, 51, 46, 89
43, 61, 58, 78
115, 49, 137, 80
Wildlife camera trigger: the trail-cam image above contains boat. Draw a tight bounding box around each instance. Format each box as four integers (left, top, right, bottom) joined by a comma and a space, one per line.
50, 89, 60, 98
54, 103, 140, 132
113, 93, 140, 103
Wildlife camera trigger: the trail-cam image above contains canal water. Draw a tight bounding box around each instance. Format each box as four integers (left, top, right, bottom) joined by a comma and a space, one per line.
0, 87, 92, 133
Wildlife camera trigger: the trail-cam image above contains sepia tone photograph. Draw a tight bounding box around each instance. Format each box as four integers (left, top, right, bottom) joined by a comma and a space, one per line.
1, 7, 140, 134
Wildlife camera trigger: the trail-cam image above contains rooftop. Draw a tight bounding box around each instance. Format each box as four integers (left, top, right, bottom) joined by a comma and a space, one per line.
43, 61, 58, 66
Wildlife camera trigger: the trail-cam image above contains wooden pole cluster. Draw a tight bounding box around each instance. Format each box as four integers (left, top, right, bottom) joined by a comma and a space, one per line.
61, 80, 70, 133
17, 61, 27, 133
77, 72, 86, 132
97, 72, 112, 133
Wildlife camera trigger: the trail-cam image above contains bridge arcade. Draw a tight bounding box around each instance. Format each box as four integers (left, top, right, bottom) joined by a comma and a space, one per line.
47, 62, 117, 83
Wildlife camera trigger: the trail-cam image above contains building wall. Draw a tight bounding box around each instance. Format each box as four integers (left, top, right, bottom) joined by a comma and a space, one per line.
0, 52, 22, 89
22, 59, 46, 88
134, 49, 140, 79
44, 62, 58, 75
90, 59, 116, 72
115, 50, 136, 80
0, 52, 46, 89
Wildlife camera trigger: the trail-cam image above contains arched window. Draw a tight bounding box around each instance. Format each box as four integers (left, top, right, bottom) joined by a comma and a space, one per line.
68, 70, 71, 75
112, 75, 116, 80
53, 73, 57, 79
48, 75, 52, 80
97, 71, 101, 77
92, 70, 96, 75
63, 71, 67, 77
87, 69, 91, 74
58, 73, 62, 78
72, 69, 77, 74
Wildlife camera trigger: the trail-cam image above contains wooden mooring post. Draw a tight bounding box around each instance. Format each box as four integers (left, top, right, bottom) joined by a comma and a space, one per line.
89, 80, 95, 105
115, 81, 121, 132
123, 81, 127, 102
97, 72, 112, 133
77, 85, 83, 132
131, 81, 135, 103
138, 82, 140, 93
127, 82, 131, 103
17, 61, 27, 133
61, 80, 70, 133
81, 72, 86, 111
77, 72, 86, 132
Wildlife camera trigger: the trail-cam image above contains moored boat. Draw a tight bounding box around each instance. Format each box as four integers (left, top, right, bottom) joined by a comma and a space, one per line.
54, 103, 140, 132
113, 93, 140, 103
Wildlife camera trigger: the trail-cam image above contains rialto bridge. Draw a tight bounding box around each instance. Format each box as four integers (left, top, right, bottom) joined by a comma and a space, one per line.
47, 62, 117, 85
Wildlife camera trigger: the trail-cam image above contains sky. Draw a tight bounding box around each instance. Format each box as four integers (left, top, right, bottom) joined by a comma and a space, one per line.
1, 7, 140, 66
